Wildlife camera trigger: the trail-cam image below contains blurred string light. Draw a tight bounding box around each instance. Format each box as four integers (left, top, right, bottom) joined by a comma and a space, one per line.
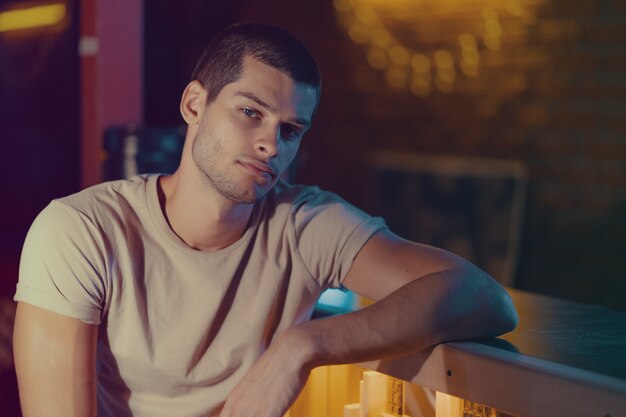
482, 9, 502, 50
333, 0, 532, 96
0, 2, 66, 33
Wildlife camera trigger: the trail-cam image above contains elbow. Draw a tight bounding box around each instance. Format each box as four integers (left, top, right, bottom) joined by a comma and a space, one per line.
466, 266, 519, 338
495, 289, 519, 335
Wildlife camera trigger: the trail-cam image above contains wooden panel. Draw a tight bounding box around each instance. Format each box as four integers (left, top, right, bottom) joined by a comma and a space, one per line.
359, 289, 626, 417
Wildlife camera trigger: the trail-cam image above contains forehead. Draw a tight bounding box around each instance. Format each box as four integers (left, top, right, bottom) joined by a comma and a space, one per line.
223, 56, 318, 121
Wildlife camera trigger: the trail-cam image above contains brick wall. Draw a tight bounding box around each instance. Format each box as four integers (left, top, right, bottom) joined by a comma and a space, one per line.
151, 0, 625, 310
280, 0, 626, 310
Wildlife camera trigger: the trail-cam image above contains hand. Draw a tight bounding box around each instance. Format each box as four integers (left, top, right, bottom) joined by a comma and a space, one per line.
219, 327, 316, 417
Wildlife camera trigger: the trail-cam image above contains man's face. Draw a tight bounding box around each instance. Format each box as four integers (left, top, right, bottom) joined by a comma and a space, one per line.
191, 56, 318, 204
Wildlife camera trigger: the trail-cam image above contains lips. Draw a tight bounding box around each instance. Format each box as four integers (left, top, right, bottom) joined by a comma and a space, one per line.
238, 159, 276, 180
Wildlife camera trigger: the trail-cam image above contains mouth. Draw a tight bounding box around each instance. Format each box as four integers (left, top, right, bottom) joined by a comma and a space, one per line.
238, 159, 276, 182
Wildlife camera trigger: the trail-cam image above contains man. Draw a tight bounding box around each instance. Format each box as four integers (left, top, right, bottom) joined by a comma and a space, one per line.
13, 23, 517, 417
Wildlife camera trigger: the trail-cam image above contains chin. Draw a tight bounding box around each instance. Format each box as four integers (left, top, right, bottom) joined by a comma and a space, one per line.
251, 178, 277, 199
225, 187, 269, 204
248, 187, 271, 203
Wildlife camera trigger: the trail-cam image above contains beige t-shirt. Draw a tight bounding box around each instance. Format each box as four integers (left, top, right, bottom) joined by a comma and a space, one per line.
15, 174, 386, 417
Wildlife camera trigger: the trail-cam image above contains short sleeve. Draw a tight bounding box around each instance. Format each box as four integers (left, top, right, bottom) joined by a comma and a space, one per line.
292, 190, 387, 289
14, 201, 107, 324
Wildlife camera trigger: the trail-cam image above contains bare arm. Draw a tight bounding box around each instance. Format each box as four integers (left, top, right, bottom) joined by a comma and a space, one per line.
220, 229, 517, 417
298, 229, 518, 364
13, 302, 98, 417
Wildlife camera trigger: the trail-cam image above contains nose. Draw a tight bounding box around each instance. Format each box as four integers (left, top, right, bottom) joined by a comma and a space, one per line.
255, 124, 280, 158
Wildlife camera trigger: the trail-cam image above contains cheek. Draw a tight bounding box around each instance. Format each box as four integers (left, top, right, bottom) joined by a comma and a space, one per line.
278, 142, 301, 166
204, 111, 246, 142
226, 111, 255, 135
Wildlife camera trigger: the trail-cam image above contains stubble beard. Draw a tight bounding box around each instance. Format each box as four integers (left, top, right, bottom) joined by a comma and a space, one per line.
191, 130, 268, 204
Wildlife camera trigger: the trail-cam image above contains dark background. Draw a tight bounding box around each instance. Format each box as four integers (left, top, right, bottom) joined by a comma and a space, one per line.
1, 0, 625, 414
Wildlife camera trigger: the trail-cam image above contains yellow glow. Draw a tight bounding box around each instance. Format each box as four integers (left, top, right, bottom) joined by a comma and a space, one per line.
484, 34, 501, 50
371, 27, 392, 47
357, 294, 375, 308
462, 48, 479, 64
288, 364, 352, 417
434, 50, 454, 68
435, 78, 454, 93
459, 33, 477, 49
411, 54, 431, 73
388, 45, 409, 65
459, 33, 480, 70
412, 69, 431, 82
485, 20, 502, 36
355, 4, 377, 24
367, 47, 389, 70
506, 0, 523, 16
0, 3, 66, 33
348, 24, 370, 44
333, 0, 353, 13
335, 0, 535, 97
385, 66, 408, 89
482, 8, 499, 22
361, 0, 413, 7
460, 60, 479, 77
437, 67, 455, 83
410, 75, 431, 97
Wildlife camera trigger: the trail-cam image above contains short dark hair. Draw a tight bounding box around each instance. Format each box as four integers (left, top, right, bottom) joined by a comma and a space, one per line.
191, 23, 321, 104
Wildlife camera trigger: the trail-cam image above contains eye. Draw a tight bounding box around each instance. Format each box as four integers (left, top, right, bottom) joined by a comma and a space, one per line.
241, 107, 259, 118
281, 124, 302, 141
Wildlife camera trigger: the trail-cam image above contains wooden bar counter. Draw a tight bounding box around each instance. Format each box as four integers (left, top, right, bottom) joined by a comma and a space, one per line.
289, 289, 626, 417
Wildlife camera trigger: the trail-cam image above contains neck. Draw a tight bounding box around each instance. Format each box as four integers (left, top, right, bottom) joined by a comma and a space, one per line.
157, 170, 255, 251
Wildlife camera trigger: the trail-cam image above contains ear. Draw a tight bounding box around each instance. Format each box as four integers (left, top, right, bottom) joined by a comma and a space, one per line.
180, 80, 207, 125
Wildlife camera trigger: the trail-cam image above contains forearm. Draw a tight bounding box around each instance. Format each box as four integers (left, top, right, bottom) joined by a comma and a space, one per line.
290, 265, 518, 370
219, 236, 518, 417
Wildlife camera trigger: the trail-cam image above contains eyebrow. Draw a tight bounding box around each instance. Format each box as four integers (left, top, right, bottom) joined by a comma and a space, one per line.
235, 91, 311, 128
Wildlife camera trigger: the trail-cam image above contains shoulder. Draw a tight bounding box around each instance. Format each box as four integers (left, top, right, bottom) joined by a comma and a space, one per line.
58, 175, 152, 213
27, 175, 155, 250
266, 180, 360, 215
263, 182, 387, 288
264, 180, 386, 234
48, 175, 154, 226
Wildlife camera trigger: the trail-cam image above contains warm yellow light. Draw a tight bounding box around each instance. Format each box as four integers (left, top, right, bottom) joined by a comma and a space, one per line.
485, 20, 502, 36
434, 50, 454, 69
462, 49, 479, 64
410, 75, 431, 97
355, 4, 377, 24
460, 60, 479, 77
411, 54, 431, 73
484, 34, 501, 50
411, 69, 430, 82
459, 33, 477, 49
0, 3, 66, 33
348, 24, 370, 44
367, 47, 389, 70
459, 33, 480, 68
388, 45, 409, 65
335, 0, 532, 97
371, 27, 392, 47
435, 77, 454, 93
385, 66, 408, 89
506, 0, 523, 16
482, 9, 499, 22
333, 0, 353, 13
437, 67, 455, 83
